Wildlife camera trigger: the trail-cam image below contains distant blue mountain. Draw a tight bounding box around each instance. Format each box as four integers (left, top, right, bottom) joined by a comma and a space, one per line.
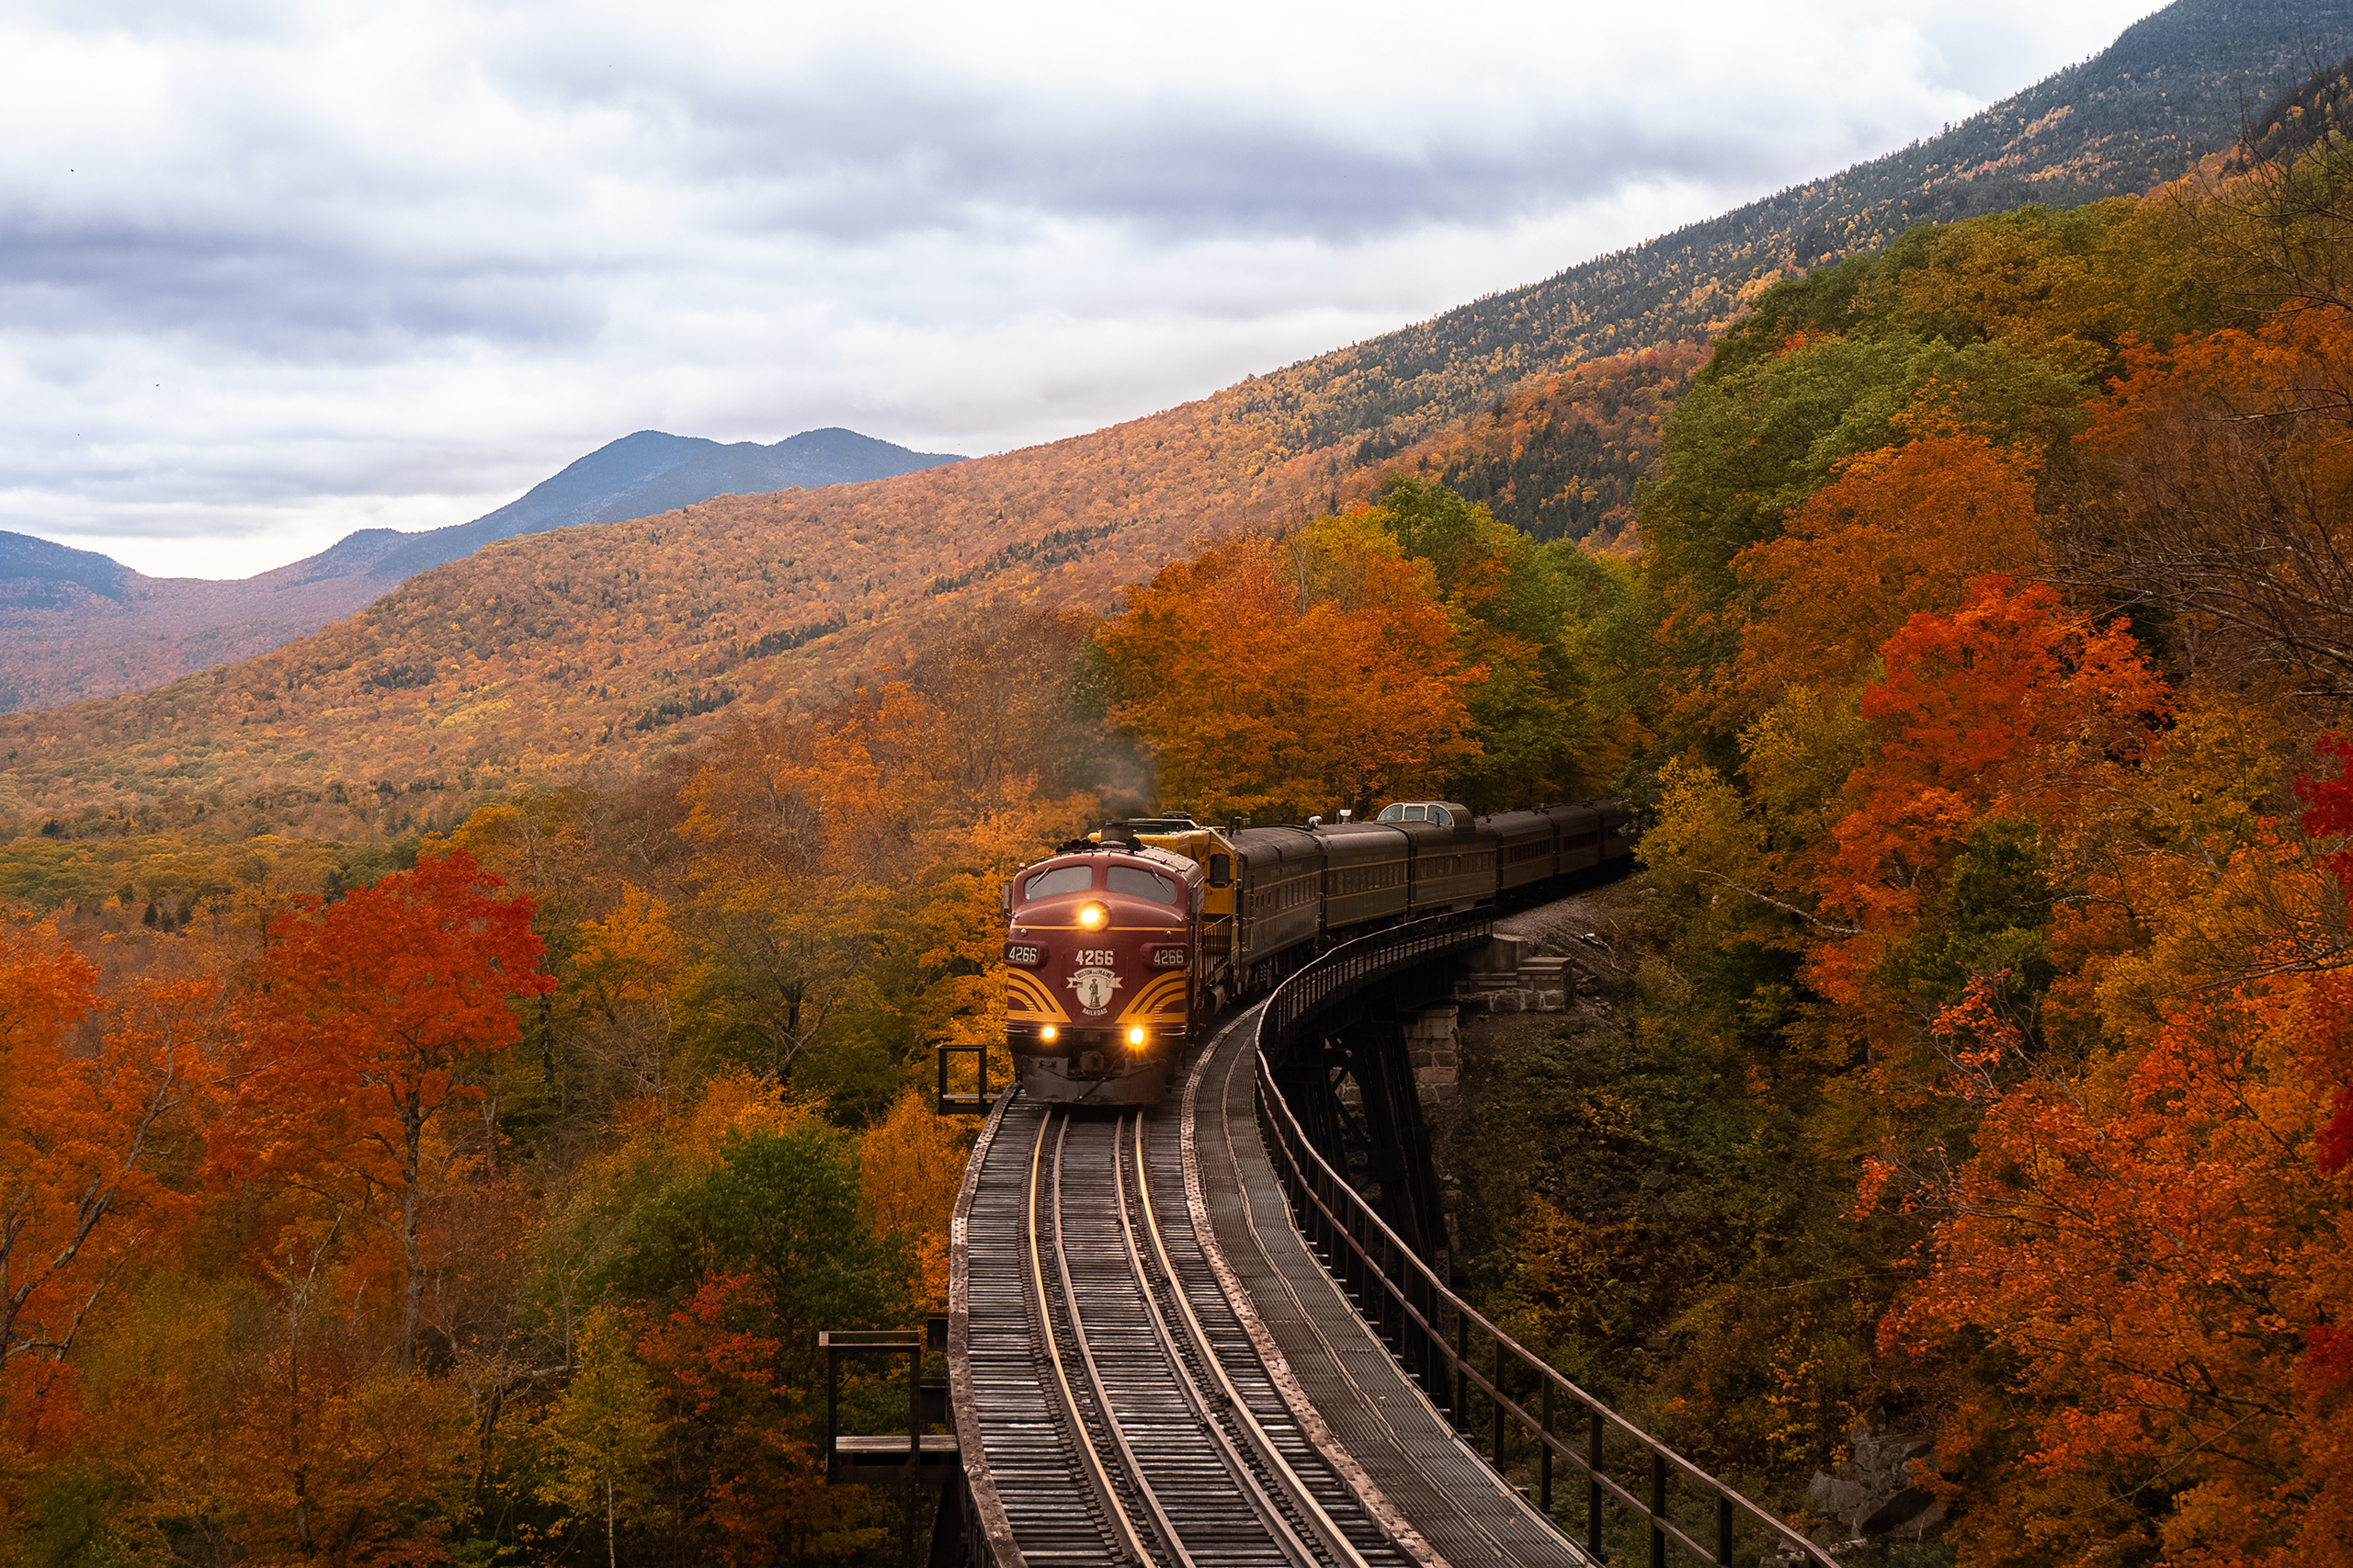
0, 532, 132, 606
276, 426, 967, 587
0, 426, 968, 712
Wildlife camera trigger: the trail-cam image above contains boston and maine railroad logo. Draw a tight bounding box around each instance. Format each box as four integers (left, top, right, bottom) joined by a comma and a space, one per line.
1066, 966, 1122, 1017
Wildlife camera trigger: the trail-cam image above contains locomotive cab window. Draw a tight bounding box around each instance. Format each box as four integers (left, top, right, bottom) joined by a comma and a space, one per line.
1022, 866, 1094, 900
1106, 866, 1178, 904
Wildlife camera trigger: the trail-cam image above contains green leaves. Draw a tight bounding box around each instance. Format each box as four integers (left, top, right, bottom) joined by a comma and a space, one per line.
604, 1126, 908, 1380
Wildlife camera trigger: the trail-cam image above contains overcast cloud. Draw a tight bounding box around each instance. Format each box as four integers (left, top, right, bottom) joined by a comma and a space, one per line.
0, 0, 2161, 579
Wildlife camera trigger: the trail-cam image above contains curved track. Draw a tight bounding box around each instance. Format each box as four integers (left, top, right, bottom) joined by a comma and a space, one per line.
961, 1086, 1410, 1568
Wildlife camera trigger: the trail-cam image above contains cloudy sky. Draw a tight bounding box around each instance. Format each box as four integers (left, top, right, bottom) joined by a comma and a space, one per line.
3, 0, 2161, 581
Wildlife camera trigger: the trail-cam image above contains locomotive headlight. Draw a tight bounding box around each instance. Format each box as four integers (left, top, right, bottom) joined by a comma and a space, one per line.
1077, 902, 1108, 929
1127, 1026, 1147, 1048
1040, 1025, 1059, 1042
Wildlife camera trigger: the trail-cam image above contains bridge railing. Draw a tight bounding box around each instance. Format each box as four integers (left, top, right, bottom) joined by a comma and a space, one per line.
1254, 915, 1840, 1568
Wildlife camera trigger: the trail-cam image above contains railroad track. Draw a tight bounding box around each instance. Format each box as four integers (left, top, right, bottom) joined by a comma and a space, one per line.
963, 1093, 1410, 1568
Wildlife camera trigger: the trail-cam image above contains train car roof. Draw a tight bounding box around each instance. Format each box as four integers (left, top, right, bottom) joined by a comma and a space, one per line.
1228, 824, 1321, 863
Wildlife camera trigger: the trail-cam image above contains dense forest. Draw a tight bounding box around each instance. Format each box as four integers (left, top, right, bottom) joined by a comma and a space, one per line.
6, 29, 2353, 1568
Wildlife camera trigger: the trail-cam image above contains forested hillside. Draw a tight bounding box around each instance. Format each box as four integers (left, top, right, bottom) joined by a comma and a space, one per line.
6, 17, 2353, 1565
4, 0, 2343, 833
12, 128, 2352, 1556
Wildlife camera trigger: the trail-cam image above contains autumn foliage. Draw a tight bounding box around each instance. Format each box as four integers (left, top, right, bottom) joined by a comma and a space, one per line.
1099, 514, 1480, 822
0, 614, 1099, 1562
6, 58, 2353, 1568
1611, 128, 2353, 1566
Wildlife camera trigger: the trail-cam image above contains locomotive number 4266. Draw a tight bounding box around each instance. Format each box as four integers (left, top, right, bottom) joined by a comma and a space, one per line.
1075, 949, 1116, 966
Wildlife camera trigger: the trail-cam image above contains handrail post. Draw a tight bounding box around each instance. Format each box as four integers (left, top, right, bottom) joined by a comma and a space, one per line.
1650, 1450, 1666, 1568
825, 1336, 840, 1480
1491, 1336, 1505, 1465
1586, 1406, 1603, 1560
1539, 1380, 1553, 1517
1717, 1491, 1735, 1565
1454, 1304, 1469, 1428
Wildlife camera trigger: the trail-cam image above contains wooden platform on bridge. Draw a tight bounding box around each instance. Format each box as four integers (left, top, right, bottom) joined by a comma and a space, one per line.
1184, 1011, 1590, 1568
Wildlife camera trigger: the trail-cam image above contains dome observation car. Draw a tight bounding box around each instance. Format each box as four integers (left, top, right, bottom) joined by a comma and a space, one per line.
1376, 801, 1463, 827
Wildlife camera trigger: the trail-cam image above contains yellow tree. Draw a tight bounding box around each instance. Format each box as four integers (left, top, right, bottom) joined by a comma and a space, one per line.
858, 1092, 971, 1308
542, 1305, 665, 1568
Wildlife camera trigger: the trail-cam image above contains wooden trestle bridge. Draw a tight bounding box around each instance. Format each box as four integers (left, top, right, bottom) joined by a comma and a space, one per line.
827, 912, 1841, 1568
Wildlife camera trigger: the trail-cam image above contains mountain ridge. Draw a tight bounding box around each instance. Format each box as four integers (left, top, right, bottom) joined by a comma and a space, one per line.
0, 426, 964, 712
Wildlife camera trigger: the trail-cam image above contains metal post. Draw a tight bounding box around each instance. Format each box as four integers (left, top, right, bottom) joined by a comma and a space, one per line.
1716, 1492, 1735, 1565
1492, 1337, 1505, 1465
1586, 1407, 1603, 1560
1376, 1236, 1392, 1344
1650, 1451, 1666, 1568
1422, 1273, 1442, 1403
824, 1336, 840, 1482
903, 1345, 920, 1568
1454, 1307, 1469, 1428
1540, 1380, 1553, 1515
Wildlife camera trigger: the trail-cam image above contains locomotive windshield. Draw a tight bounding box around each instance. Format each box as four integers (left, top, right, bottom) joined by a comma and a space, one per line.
1023, 865, 1094, 900
1106, 866, 1179, 904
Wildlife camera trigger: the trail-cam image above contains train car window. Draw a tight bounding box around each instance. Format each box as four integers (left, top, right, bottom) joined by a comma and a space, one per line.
1107, 866, 1178, 904
1378, 803, 1404, 821
1430, 806, 1453, 827
1402, 804, 1427, 821
1208, 854, 1232, 887
1023, 866, 1094, 900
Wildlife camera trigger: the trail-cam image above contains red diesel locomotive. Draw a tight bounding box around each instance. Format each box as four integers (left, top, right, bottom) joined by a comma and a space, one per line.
1002, 840, 1205, 1106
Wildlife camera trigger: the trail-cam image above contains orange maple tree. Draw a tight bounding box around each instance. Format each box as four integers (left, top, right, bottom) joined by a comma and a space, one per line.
0, 929, 217, 1445
1812, 576, 2171, 990
1098, 516, 1480, 821
1731, 434, 2040, 714
222, 849, 552, 1374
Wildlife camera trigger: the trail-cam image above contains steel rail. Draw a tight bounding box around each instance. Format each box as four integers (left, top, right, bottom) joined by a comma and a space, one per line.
1048, 1115, 1198, 1568
1027, 1108, 1157, 1567
1123, 1116, 1370, 1568
1108, 1117, 1324, 1568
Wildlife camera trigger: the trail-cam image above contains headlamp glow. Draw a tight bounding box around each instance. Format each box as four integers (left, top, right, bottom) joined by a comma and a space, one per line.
1127, 1026, 1147, 1048
1040, 1025, 1059, 1042
1077, 902, 1108, 929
